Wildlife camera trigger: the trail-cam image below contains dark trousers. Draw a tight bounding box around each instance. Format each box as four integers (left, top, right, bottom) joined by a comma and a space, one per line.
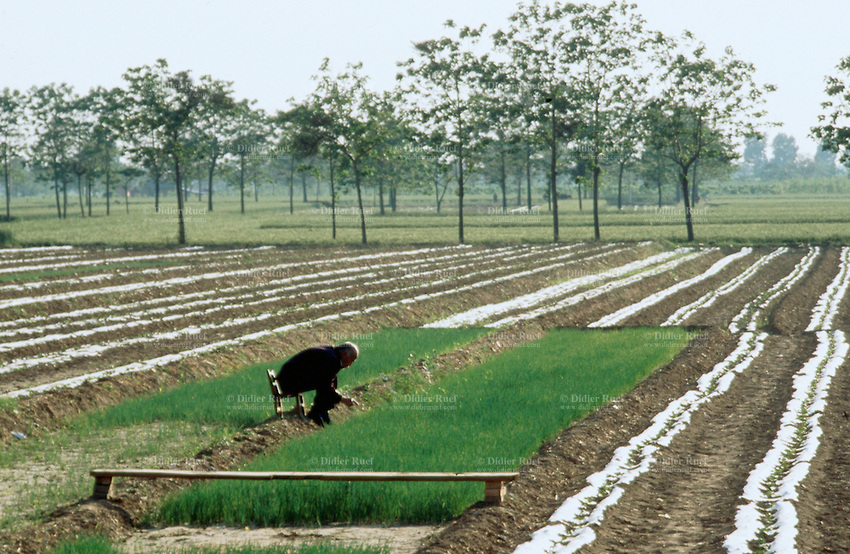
311, 387, 339, 415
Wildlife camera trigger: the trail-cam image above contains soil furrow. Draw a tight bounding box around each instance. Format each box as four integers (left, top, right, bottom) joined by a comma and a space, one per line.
795, 347, 850, 552
578, 334, 816, 553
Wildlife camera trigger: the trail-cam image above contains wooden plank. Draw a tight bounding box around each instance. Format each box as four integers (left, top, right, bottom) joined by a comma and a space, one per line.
90, 469, 518, 483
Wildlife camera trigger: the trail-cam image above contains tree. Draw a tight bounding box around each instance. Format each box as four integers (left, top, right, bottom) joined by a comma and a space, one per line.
0, 88, 25, 221
122, 61, 169, 214
308, 59, 384, 245
812, 55, 850, 167
770, 132, 798, 178
123, 59, 204, 244
228, 100, 268, 214
495, 1, 581, 242
742, 135, 768, 178
88, 87, 124, 216
398, 20, 489, 244
196, 76, 237, 212
28, 83, 77, 219
566, 0, 653, 238
646, 32, 774, 241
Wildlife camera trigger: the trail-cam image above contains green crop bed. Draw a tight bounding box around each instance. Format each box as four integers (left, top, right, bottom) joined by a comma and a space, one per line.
78, 328, 490, 432
154, 328, 689, 526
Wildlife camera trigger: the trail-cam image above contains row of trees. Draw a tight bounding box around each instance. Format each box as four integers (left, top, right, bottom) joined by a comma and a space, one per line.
11, 1, 850, 245
740, 133, 839, 181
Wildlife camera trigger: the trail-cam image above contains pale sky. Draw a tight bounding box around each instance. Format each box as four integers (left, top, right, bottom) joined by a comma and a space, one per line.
2, 0, 848, 157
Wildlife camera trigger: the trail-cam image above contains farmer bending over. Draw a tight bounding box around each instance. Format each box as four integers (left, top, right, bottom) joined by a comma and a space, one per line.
275, 342, 359, 426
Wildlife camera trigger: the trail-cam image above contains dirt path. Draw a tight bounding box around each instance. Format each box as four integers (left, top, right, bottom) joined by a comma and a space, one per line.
580, 334, 815, 553
122, 524, 441, 553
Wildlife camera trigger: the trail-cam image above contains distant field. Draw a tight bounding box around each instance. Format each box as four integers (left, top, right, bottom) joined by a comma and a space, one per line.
1, 192, 848, 246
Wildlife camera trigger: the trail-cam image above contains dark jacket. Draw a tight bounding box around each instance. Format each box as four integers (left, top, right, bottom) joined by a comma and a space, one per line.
276, 345, 343, 407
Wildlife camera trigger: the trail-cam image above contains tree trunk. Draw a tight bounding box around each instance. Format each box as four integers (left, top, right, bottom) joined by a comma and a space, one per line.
526, 140, 532, 212
458, 152, 465, 244
105, 164, 111, 216
354, 160, 367, 245
240, 155, 245, 214
516, 169, 521, 207
680, 169, 695, 242
288, 157, 294, 215
577, 180, 582, 212
62, 180, 68, 218
207, 154, 216, 212
434, 160, 442, 214
617, 160, 626, 211
500, 149, 507, 212
154, 169, 161, 213
592, 161, 601, 241
3, 146, 10, 221
77, 174, 85, 217
174, 156, 186, 245
691, 157, 699, 206
301, 173, 308, 203
54, 178, 61, 219
378, 177, 385, 215
329, 158, 336, 239
125, 183, 130, 214
550, 100, 559, 243
657, 179, 662, 209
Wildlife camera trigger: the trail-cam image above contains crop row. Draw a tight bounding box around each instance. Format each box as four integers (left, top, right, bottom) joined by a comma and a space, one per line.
152, 328, 690, 526
514, 246, 833, 553
4, 243, 633, 397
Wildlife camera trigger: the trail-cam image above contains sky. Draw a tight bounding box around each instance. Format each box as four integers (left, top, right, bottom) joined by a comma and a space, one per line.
2, 0, 849, 157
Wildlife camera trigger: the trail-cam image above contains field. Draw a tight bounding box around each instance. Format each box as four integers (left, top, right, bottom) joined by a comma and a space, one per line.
0, 238, 849, 553
2, 193, 850, 247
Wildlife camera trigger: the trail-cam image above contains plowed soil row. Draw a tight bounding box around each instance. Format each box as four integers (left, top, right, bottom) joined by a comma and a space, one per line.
5, 244, 844, 554
0, 243, 651, 439
580, 334, 816, 553
419, 247, 850, 553
0, 244, 621, 394
418, 327, 738, 553
0, 318, 544, 554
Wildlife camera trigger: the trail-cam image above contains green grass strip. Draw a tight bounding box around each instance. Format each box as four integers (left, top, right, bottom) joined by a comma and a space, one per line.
48, 534, 388, 554
155, 328, 689, 526
77, 328, 490, 431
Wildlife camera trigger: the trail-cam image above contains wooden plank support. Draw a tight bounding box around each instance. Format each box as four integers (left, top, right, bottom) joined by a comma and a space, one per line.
89, 470, 518, 503
92, 475, 112, 500
484, 479, 507, 504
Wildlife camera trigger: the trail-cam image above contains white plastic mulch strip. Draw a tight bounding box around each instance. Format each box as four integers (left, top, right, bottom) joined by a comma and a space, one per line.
589, 247, 748, 328
0, 244, 522, 341
724, 330, 848, 554
729, 247, 820, 334
0, 246, 528, 368
806, 246, 850, 332
488, 249, 705, 329
0, 246, 74, 254
0, 246, 244, 276
0, 253, 246, 293
1, 244, 593, 395
663, 247, 787, 327
0, 245, 468, 310
513, 332, 768, 554
424, 243, 668, 328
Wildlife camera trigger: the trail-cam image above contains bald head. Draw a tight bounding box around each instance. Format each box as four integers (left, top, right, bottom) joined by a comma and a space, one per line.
337, 342, 359, 368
